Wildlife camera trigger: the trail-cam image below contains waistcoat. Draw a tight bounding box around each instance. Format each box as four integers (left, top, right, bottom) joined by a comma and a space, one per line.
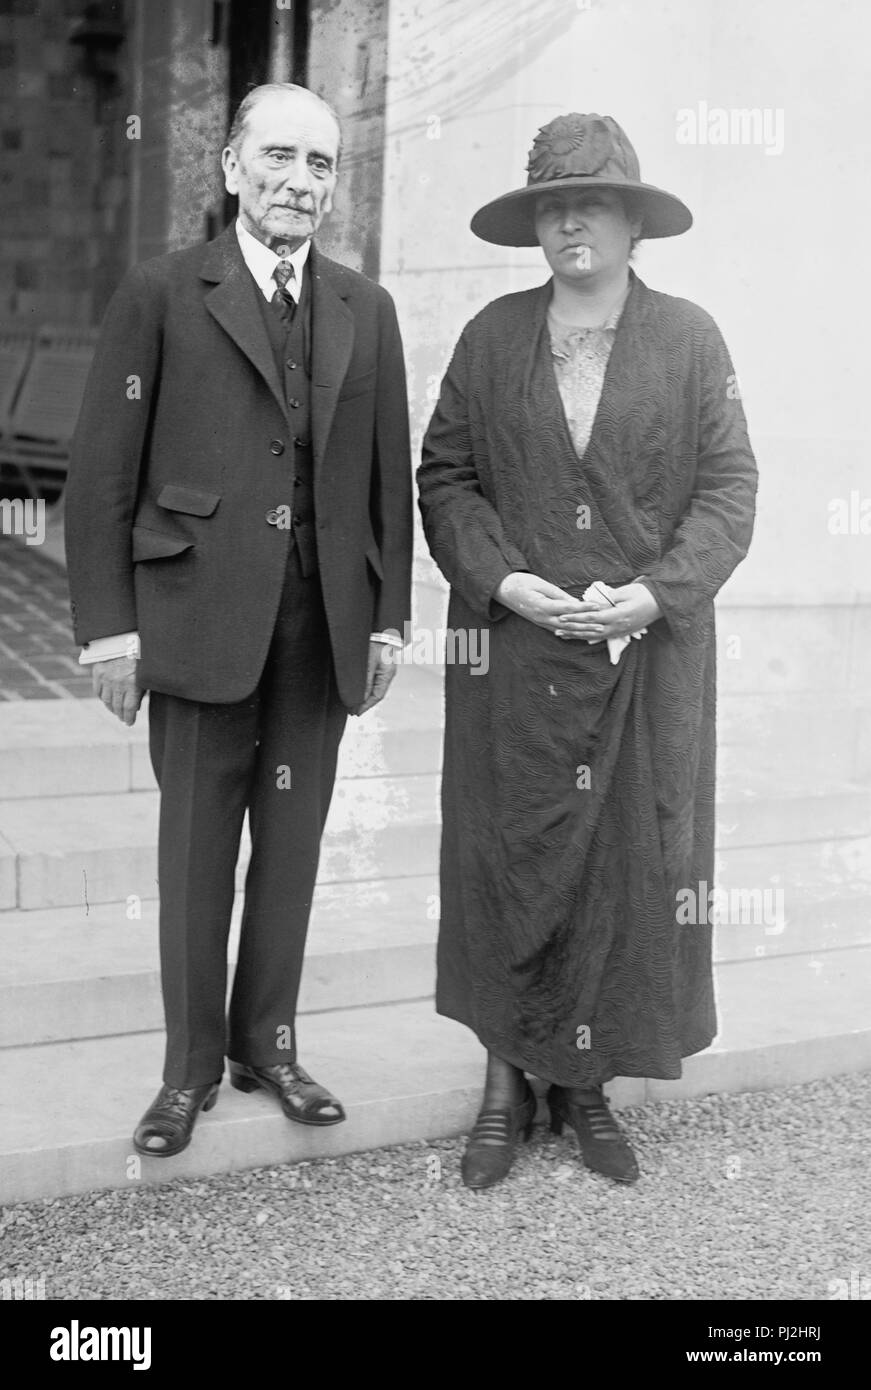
257, 268, 317, 577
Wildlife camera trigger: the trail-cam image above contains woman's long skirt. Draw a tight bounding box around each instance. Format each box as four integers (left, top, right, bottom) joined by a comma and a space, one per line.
435, 587, 718, 1086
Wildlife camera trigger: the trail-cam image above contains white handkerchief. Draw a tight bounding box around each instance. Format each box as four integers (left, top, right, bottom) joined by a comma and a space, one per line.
582, 581, 647, 665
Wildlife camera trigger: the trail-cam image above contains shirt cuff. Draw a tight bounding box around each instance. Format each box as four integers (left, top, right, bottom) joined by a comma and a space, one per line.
79, 632, 141, 665
370, 631, 405, 649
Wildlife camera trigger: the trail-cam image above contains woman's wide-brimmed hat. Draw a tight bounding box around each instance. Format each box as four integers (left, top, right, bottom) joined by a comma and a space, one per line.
471, 113, 692, 246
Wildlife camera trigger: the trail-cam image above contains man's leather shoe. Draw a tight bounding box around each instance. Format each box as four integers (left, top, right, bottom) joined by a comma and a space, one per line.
229, 1061, 346, 1126
133, 1081, 220, 1157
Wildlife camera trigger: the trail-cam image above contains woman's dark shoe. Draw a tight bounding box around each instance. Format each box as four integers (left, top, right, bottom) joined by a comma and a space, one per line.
133, 1081, 220, 1157
461, 1081, 537, 1190
229, 1062, 346, 1126
547, 1084, 639, 1184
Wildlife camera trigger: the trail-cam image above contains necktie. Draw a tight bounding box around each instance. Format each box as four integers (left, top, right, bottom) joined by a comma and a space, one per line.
271, 260, 297, 325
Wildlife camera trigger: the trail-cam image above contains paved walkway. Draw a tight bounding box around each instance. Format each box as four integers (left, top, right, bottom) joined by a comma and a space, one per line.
0, 538, 90, 700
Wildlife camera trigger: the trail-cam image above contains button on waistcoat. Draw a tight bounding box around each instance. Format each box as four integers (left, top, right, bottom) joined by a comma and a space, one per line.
258, 271, 317, 577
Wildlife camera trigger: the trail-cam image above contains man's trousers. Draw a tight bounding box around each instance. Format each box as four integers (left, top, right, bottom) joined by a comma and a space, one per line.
148, 546, 347, 1088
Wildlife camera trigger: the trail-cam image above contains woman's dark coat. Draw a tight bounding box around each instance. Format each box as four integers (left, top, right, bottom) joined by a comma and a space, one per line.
417, 271, 757, 1084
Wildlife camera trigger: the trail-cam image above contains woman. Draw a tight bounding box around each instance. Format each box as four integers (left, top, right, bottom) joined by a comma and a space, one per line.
417, 113, 757, 1188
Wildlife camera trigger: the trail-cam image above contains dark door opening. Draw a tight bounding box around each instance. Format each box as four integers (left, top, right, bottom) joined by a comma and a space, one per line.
220, 0, 311, 229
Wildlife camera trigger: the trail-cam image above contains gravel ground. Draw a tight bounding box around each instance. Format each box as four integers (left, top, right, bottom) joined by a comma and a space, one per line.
2, 1072, 868, 1301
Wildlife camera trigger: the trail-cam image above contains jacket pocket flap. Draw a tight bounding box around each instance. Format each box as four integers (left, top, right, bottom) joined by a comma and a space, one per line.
132, 525, 194, 562
365, 543, 384, 581
157, 484, 221, 517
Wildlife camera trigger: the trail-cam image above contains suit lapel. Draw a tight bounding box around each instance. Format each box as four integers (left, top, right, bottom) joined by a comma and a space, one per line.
309, 246, 355, 471
580, 271, 657, 477
200, 226, 286, 417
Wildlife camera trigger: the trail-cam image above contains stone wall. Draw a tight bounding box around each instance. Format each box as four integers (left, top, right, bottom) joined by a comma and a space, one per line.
307, 0, 389, 278
377, 0, 871, 632
132, 0, 228, 263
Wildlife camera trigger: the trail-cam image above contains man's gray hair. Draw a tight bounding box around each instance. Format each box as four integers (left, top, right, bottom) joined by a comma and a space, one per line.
226, 83, 343, 163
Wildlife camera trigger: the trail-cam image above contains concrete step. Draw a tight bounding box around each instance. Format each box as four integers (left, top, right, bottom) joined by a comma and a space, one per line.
3, 946, 870, 1203
1, 683, 868, 797
717, 692, 871, 782
3, 839, 871, 1048
0, 1001, 483, 1204
649, 945, 871, 1100
0, 775, 441, 911
712, 836, 871, 962
714, 772, 870, 849
0, 760, 868, 911
0, 700, 135, 799
0, 874, 438, 1047
0, 673, 444, 799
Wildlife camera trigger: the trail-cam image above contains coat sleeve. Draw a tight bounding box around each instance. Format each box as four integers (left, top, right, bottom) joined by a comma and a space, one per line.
64, 262, 163, 645
417, 326, 530, 620
369, 288, 414, 637
639, 315, 758, 641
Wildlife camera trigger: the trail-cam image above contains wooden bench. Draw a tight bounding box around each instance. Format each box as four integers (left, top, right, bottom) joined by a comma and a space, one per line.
0, 322, 36, 438
0, 325, 98, 500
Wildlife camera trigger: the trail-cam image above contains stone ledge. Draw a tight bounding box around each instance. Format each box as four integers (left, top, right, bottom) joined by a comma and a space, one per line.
2, 952, 869, 1203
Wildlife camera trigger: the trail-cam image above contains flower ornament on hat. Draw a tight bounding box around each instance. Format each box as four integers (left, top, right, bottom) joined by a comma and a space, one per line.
527, 113, 638, 182
471, 112, 693, 247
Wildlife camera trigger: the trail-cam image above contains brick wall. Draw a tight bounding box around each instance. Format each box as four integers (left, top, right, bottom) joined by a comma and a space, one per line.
0, 0, 131, 326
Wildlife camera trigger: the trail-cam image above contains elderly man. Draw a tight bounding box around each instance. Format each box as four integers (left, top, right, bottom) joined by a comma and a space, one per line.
64, 84, 412, 1156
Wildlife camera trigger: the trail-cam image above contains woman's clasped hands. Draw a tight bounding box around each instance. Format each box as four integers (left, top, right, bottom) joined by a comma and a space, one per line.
494, 572, 661, 641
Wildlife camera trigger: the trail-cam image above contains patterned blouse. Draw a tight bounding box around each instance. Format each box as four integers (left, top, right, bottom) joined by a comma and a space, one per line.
547, 287, 628, 458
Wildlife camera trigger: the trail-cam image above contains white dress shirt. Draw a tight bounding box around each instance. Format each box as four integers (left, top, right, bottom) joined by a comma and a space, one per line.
80, 221, 401, 666
235, 218, 310, 303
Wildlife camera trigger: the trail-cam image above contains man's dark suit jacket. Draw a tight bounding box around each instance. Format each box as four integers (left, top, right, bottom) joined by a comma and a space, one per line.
64, 225, 413, 709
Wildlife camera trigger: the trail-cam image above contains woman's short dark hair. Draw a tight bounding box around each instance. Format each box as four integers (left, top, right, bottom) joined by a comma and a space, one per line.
618, 190, 644, 258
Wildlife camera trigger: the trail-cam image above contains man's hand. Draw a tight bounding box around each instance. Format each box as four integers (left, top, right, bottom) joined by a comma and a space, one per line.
351, 640, 397, 716
91, 655, 144, 726
494, 572, 599, 632
553, 581, 663, 641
